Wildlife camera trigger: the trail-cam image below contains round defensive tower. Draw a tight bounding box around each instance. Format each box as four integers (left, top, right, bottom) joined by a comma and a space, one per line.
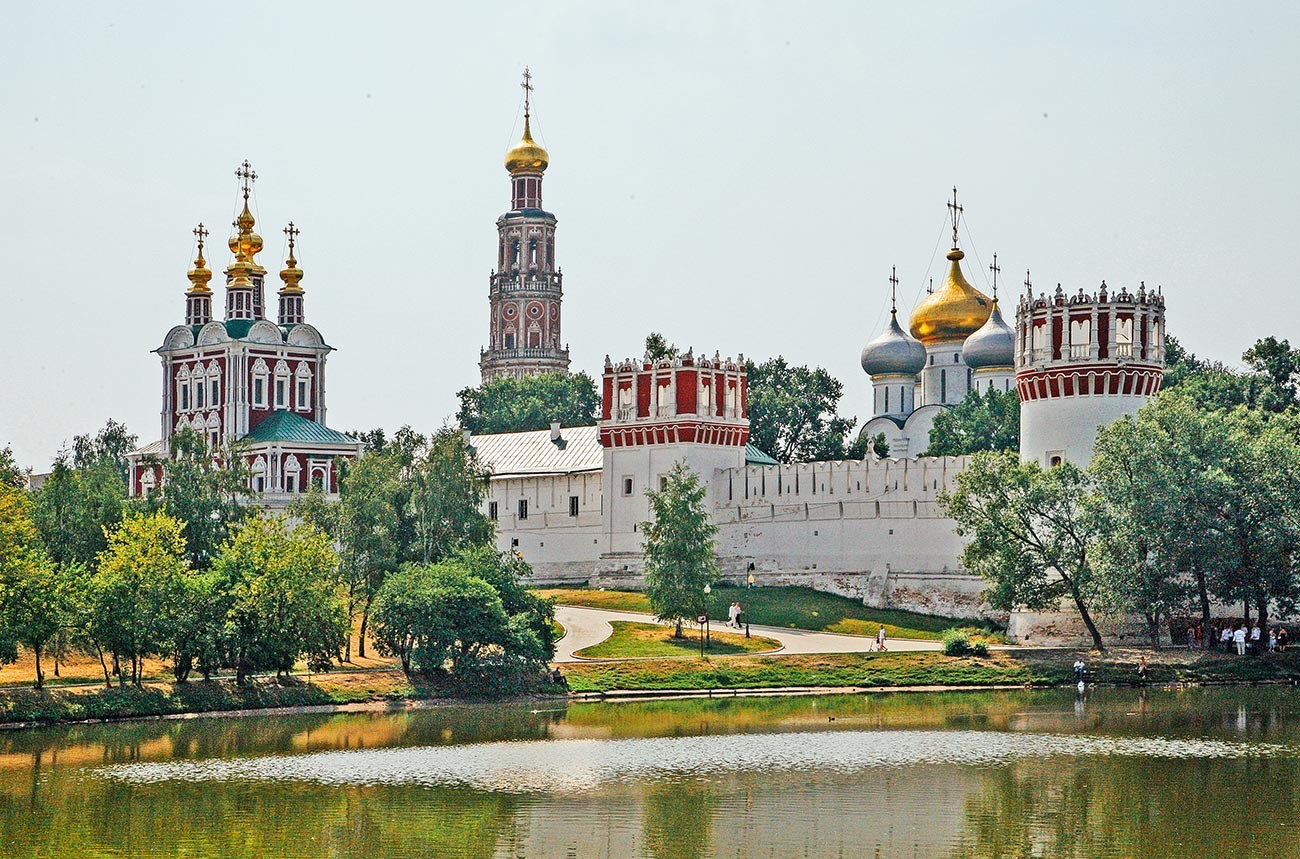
1015, 279, 1166, 466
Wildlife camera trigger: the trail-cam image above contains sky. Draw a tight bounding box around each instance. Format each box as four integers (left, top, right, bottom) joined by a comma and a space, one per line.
3, 1, 1298, 469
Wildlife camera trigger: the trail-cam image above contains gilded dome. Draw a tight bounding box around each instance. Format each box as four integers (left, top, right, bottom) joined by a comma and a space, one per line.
909, 248, 992, 345
505, 115, 548, 175
962, 299, 1015, 369
861, 312, 927, 377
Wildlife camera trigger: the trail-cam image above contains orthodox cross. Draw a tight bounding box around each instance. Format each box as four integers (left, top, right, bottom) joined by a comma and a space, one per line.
284, 221, 299, 253
235, 160, 257, 199
521, 66, 533, 117
989, 253, 1001, 299
889, 265, 899, 314
193, 223, 208, 254
1024, 269, 1033, 296
947, 186, 962, 248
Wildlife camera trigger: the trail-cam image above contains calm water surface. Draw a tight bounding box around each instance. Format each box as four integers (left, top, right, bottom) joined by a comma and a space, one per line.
1, 687, 1299, 858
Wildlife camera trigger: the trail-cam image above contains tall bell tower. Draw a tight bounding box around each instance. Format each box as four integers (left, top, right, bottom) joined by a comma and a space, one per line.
479, 68, 571, 382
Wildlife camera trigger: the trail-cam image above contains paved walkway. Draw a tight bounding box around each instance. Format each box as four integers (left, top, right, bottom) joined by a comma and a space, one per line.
552, 605, 942, 663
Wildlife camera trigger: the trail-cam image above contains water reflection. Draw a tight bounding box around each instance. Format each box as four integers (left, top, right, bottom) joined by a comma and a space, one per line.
1, 688, 1300, 858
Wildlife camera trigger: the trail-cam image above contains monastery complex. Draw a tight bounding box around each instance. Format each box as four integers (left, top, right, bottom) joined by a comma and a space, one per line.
125, 73, 1168, 641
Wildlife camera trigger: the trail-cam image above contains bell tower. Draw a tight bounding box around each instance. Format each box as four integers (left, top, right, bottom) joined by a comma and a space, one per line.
479, 67, 571, 382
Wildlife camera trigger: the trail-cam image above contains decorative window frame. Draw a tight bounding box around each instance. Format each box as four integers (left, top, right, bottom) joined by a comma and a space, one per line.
251, 359, 270, 409
139, 469, 156, 497
295, 362, 313, 412
282, 454, 301, 493
274, 360, 291, 410
250, 455, 267, 493
206, 361, 221, 409
176, 364, 192, 412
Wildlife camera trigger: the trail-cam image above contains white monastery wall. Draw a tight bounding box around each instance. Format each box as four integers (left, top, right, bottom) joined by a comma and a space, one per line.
1020, 394, 1153, 467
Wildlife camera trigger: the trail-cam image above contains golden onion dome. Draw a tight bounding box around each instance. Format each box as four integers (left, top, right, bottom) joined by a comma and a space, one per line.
186, 225, 213, 295
227, 201, 264, 262
909, 248, 992, 345
505, 115, 549, 175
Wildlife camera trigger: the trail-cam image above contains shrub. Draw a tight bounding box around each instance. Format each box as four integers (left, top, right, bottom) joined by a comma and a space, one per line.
942, 629, 970, 656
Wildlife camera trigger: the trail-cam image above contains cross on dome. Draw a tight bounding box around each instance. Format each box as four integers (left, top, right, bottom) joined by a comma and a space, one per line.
521, 66, 533, 117
236, 160, 257, 200
989, 253, 1001, 300
889, 265, 899, 315
947, 186, 963, 249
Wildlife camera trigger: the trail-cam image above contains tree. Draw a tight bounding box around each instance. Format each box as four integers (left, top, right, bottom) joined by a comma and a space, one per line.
450, 544, 556, 660
144, 428, 252, 569
1090, 393, 1225, 636
939, 452, 1105, 650
292, 448, 405, 660
925, 388, 1020, 456
32, 453, 131, 568
370, 557, 550, 691
0, 478, 65, 687
456, 372, 600, 434
90, 512, 192, 686
642, 460, 719, 638
745, 357, 857, 462
1242, 336, 1300, 412
0, 446, 26, 489
643, 332, 681, 361
71, 418, 138, 487
212, 516, 347, 684
407, 428, 495, 565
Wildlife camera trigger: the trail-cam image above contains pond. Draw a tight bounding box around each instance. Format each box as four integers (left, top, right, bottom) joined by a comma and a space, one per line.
1, 686, 1299, 857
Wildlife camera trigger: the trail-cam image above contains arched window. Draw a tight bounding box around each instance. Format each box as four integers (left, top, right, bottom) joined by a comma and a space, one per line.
140, 469, 156, 498
283, 456, 301, 493
529, 238, 538, 267
940, 369, 947, 402
206, 362, 220, 408
177, 365, 191, 412
250, 456, 267, 493
884, 386, 890, 413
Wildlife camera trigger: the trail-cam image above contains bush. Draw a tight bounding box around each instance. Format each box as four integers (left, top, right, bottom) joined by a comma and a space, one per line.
942, 629, 988, 657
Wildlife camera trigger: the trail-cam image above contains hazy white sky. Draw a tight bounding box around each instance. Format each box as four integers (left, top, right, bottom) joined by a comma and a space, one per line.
3, 1, 1298, 469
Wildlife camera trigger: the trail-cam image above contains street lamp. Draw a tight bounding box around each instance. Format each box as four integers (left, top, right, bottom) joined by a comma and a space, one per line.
703, 584, 712, 649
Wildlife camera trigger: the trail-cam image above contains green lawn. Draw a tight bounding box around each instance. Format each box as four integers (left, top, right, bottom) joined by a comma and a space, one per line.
560, 648, 1300, 694
536, 585, 1002, 642
575, 621, 781, 659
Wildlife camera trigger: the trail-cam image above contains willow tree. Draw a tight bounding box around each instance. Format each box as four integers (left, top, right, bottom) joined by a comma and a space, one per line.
641, 460, 719, 638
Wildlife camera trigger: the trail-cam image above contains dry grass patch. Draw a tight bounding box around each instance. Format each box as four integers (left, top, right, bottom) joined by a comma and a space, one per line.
575, 621, 781, 659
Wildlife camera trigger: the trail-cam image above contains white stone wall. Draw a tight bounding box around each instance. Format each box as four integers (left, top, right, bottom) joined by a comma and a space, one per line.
484, 471, 604, 582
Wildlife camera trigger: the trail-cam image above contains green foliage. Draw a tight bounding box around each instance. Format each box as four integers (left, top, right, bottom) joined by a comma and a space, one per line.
642, 461, 720, 635
456, 372, 600, 434
745, 357, 858, 462
32, 453, 130, 567
371, 548, 552, 693
143, 428, 253, 569
0, 481, 64, 685
925, 388, 1020, 456
0, 446, 26, 489
211, 517, 348, 683
939, 452, 1105, 650
70, 418, 137, 487
867, 432, 890, 459
643, 332, 681, 361
407, 428, 495, 565
940, 629, 987, 657
89, 512, 192, 686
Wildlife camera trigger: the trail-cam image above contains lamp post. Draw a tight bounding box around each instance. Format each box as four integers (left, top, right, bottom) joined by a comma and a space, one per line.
701, 584, 713, 656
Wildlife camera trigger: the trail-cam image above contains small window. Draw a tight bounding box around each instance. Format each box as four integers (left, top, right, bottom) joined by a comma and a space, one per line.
285, 474, 298, 493
275, 379, 287, 408
518, 499, 528, 520
953, 353, 960, 363
196, 381, 205, 409
929, 355, 935, 366
489, 501, 499, 521
1048, 453, 1064, 468
568, 496, 579, 517
622, 477, 633, 496
180, 385, 190, 411
659, 476, 668, 491
297, 379, 309, 410
210, 378, 219, 405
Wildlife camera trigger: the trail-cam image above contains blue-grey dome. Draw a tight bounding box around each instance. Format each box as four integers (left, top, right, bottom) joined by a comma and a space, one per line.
861, 313, 927, 377
962, 301, 1015, 369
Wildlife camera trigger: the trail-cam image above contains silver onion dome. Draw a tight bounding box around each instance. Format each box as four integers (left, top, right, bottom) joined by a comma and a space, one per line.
861, 313, 927, 377
962, 301, 1015, 369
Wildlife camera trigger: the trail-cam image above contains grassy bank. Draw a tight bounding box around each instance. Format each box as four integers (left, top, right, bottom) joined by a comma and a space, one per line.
561, 649, 1300, 694
0, 669, 425, 726
575, 621, 781, 659
536, 585, 1002, 642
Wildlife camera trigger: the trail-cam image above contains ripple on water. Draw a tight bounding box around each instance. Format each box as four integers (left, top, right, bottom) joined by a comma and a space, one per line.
94, 729, 1295, 793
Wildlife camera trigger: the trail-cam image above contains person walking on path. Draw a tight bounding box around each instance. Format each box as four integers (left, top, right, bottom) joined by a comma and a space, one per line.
726, 602, 740, 629
1221, 626, 1233, 652
1250, 624, 1262, 655
876, 626, 888, 652
1269, 629, 1278, 653
1073, 659, 1086, 683
1234, 625, 1247, 656
1279, 627, 1289, 652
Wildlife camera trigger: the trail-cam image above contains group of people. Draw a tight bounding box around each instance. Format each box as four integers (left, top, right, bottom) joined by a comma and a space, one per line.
1187, 622, 1290, 655
724, 602, 745, 629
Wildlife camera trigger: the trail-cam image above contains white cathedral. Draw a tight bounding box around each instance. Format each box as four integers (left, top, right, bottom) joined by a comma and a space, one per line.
467, 81, 1168, 642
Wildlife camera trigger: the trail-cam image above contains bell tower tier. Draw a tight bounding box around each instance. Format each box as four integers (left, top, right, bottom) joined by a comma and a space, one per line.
479, 67, 571, 382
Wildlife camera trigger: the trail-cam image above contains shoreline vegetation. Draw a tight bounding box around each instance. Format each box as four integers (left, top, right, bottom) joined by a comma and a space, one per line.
3, 648, 1298, 729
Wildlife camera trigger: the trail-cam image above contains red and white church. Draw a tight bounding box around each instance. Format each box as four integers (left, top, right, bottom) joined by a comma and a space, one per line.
126, 163, 362, 507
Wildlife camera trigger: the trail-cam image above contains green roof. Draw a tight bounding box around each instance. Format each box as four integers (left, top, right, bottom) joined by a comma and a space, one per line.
242, 410, 357, 446
745, 443, 779, 466
224, 319, 256, 340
